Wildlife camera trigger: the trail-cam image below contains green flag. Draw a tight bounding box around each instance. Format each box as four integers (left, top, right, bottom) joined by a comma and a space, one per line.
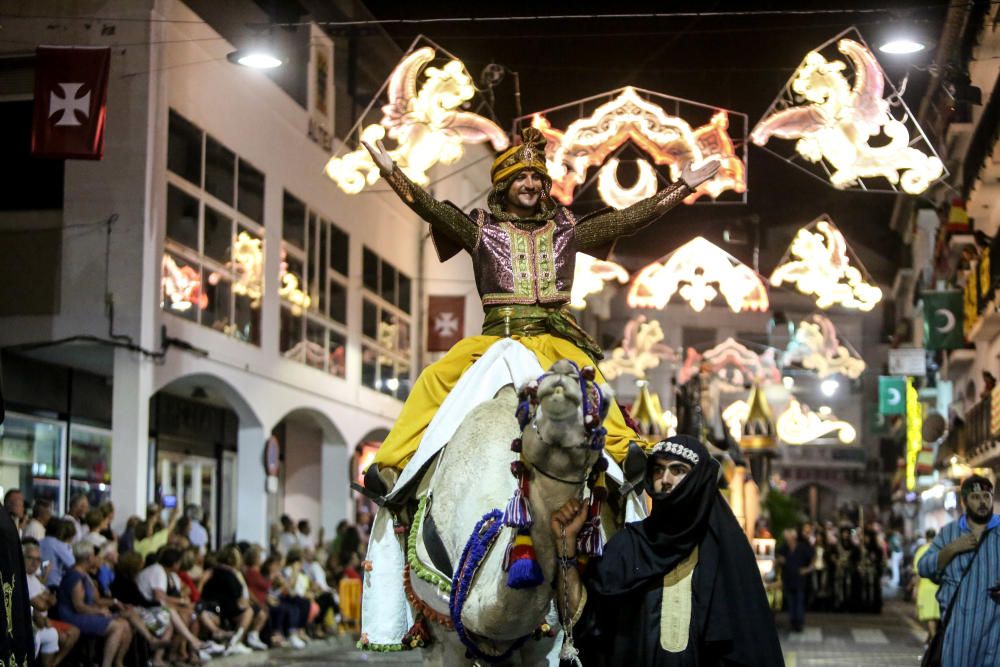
879, 376, 906, 415
923, 290, 964, 350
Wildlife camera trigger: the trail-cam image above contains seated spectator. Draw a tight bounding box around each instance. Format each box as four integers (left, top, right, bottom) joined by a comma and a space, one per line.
22, 538, 79, 666
55, 542, 132, 667
276, 515, 298, 556
259, 555, 305, 648
176, 548, 201, 604
134, 505, 179, 560
82, 509, 109, 551
184, 505, 209, 553
113, 549, 224, 662
40, 519, 75, 589
297, 520, 315, 551
302, 547, 338, 634
22, 498, 53, 542
281, 550, 314, 644
199, 545, 267, 653
170, 517, 192, 551
117, 516, 141, 555
98, 502, 116, 543
64, 494, 89, 544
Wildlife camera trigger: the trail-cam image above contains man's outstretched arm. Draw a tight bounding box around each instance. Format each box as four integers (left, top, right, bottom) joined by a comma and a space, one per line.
364, 140, 479, 252
575, 160, 719, 254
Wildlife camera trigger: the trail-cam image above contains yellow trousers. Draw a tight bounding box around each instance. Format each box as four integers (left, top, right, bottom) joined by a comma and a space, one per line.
373, 334, 642, 470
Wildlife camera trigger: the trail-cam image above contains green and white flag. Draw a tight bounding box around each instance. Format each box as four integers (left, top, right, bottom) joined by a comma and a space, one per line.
923, 290, 964, 350
879, 376, 906, 415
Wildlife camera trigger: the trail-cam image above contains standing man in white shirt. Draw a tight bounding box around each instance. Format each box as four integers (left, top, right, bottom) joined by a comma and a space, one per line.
22, 498, 52, 542
185, 504, 209, 552
277, 515, 298, 556
64, 494, 89, 544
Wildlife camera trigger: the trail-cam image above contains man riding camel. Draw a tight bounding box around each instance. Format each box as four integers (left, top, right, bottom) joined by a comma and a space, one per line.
362, 128, 719, 497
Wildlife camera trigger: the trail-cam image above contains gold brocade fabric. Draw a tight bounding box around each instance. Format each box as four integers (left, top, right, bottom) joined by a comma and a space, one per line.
481, 304, 604, 362
660, 546, 699, 653
384, 166, 480, 252
574, 180, 692, 252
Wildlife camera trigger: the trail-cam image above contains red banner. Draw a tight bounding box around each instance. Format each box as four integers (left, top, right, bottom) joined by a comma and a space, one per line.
32, 46, 111, 159
427, 295, 465, 351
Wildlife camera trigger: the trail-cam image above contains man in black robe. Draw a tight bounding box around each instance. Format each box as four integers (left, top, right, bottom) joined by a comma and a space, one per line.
1, 375, 36, 667
550, 435, 783, 666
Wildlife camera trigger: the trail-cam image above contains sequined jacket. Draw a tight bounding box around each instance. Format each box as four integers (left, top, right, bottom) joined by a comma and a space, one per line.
384, 167, 691, 307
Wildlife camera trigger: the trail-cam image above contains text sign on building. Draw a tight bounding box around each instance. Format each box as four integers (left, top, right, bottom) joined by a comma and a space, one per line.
888, 348, 925, 377
307, 23, 334, 152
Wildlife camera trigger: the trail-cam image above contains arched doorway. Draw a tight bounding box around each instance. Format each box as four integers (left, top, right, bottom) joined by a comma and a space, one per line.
151, 373, 261, 548
269, 408, 347, 549
352, 428, 390, 535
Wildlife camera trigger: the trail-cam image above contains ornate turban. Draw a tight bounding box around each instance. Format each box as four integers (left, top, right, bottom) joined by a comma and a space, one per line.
491, 127, 550, 185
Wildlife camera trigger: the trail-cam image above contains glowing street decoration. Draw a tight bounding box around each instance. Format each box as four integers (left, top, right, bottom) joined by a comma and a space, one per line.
596, 157, 658, 210
723, 400, 750, 442
324, 47, 509, 193
529, 86, 746, 209
906, 378, 922, 491
783, 315, 865, 379
770, 217, 882, 311
628, 237, 769, 313
751, 34, 944, 194
162, 255, 206, 312
599, 315, 676, 381
570, 253, 629, 310
224, 231, 264, 307
678, 338, 781, 391
776, 398, 856, 444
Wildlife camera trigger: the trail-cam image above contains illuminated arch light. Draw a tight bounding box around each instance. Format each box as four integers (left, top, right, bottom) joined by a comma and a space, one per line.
530, 87, 746, 208
770, 217, 882, 311
723, 400, 750, 442
751, 37, 943, 194
278, 249, 311, 316
571, 252, 630, 310
324, 47, 509, 193
628, 237, 769, 313
783, 314, 866, 379
678, 338, 781, 391
596, 158, 659, 210
776, 398, 856, 444
599, 315, 677, 381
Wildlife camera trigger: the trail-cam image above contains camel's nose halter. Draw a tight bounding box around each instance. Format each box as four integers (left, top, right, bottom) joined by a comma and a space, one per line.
502, 362, 609, 591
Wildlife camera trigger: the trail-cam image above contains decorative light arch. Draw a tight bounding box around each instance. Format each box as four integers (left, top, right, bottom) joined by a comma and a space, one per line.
751, 29, 945, 194
628, 237, 769, 313
324, 44, 509, 193
770, 216, 882, 311
523, 86, 747, 210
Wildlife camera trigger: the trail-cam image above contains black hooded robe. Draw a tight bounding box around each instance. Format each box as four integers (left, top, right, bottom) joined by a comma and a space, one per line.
571, 436, 784, 666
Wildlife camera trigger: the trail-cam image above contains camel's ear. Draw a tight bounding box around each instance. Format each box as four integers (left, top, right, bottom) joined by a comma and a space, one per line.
598, 383, 614, 420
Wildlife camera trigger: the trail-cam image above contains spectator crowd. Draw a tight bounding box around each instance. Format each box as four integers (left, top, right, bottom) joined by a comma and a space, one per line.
3, 488, 367, 667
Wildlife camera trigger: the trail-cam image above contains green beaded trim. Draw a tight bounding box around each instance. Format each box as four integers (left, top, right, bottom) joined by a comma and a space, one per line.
357, 640, 405, 652
407, 495, 453, 594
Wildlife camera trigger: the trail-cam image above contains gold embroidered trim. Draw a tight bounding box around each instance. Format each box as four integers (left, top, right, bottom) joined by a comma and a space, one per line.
659, 545, 698, 653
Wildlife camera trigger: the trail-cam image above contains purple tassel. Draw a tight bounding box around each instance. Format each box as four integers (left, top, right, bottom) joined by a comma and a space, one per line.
503, 483, 532, 528
577, 516, 604, 558
507, 554, 544, 589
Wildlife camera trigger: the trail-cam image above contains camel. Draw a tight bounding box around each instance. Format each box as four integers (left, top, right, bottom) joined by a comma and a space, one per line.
361, 340, 647, 665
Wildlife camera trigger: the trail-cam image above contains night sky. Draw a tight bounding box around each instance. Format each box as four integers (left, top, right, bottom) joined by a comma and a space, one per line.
355, 1, 952, 283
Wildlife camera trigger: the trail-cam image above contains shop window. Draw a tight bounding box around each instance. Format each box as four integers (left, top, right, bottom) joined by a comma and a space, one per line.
279, 190, 349, 378
163, 109, 264, 346
0, 413, 65, 509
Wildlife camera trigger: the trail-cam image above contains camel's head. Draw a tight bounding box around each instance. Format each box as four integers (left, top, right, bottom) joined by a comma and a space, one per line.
516, 360, 611, 479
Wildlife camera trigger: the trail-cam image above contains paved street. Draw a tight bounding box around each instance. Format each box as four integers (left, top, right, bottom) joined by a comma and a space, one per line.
209, 599, 927, 666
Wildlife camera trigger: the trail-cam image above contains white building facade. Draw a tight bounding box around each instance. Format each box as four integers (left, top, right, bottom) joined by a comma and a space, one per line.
0, 0, 486, 546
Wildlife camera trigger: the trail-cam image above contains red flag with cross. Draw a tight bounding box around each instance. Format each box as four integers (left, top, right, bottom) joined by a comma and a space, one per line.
32, 46, 111, 159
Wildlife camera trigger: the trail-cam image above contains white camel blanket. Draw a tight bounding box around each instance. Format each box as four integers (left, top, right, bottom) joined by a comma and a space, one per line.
362, 338, 646, 648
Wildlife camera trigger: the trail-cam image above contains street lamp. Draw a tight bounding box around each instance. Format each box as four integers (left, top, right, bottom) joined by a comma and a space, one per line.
878, 37, 927, 55
227, 30, 283, 69
820, 379, 839, 397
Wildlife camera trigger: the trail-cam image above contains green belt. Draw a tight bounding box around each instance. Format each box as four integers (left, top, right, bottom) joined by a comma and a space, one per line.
481, 304, 604, 362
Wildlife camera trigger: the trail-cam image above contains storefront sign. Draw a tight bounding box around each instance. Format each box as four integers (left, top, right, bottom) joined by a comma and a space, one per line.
905, 378, 922, 492
307, 23, 334, 152
888, 348, 925, 377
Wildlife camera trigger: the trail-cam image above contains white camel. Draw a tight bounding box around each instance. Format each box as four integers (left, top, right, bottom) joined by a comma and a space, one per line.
403, 359, 607, 665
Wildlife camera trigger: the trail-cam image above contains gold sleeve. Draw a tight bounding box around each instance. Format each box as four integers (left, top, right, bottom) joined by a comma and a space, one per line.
383, 166, 480, 252
575, 180, 692, 254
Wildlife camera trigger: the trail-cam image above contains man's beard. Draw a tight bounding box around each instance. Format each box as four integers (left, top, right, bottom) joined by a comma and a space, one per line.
969, 506, 993, 523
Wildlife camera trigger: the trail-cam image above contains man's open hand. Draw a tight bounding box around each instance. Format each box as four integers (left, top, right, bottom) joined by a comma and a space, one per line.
681, 159, 721, 189
362, 139, 395, 174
